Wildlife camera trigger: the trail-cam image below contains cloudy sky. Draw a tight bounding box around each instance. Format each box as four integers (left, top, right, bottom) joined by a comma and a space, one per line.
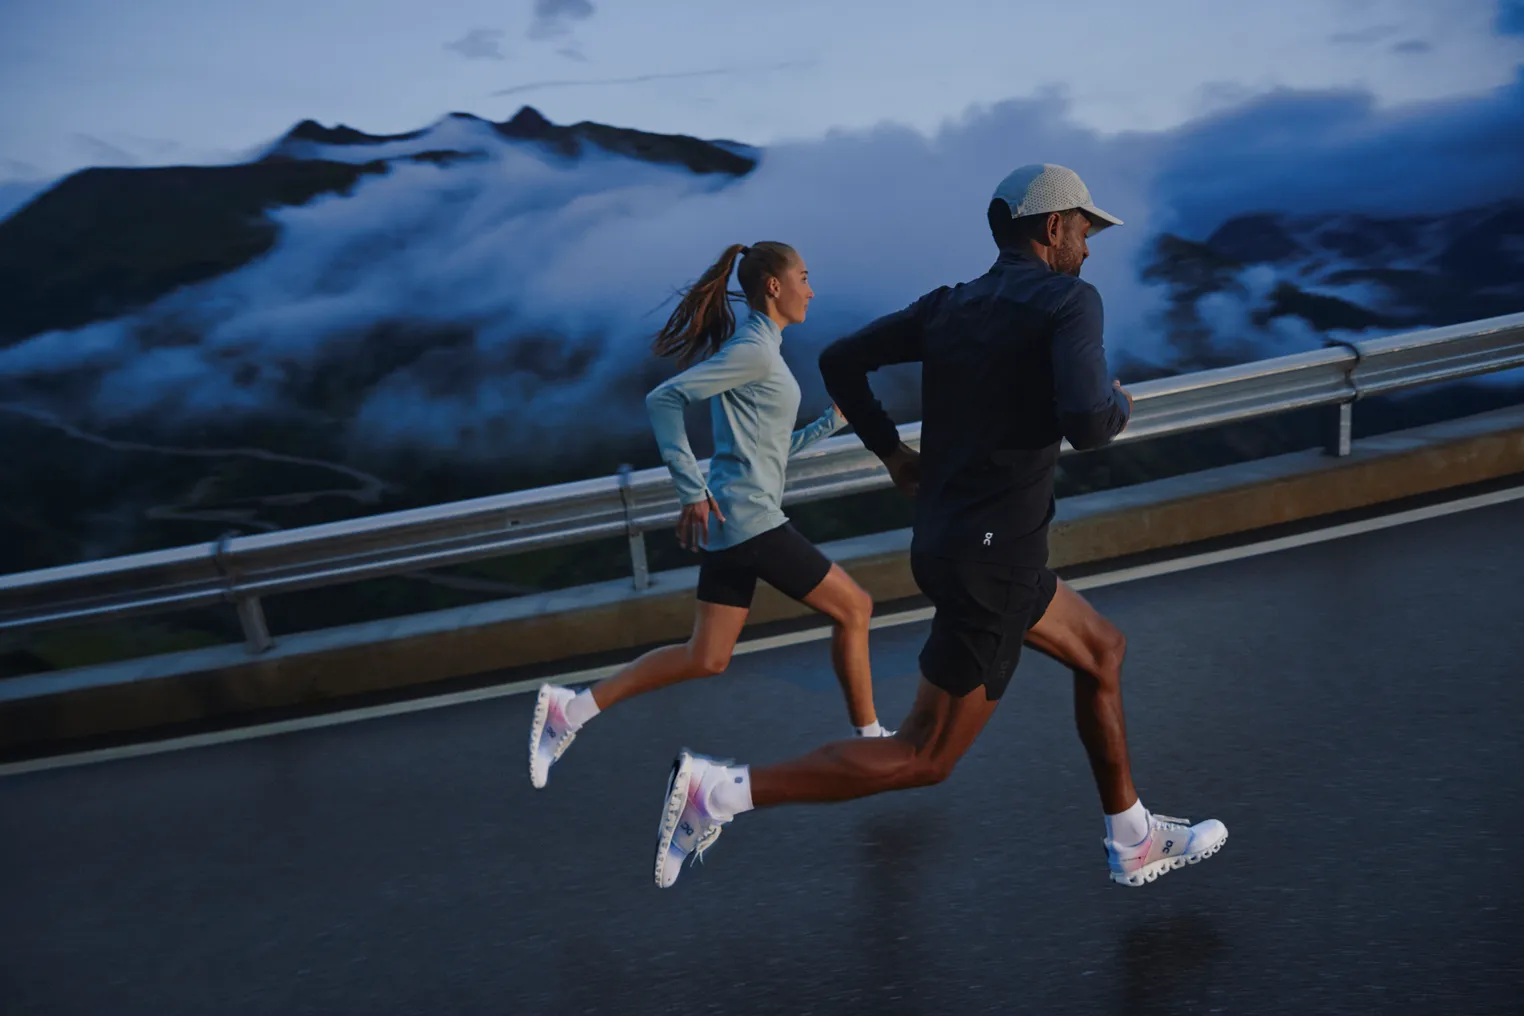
2, 0, 1522, 184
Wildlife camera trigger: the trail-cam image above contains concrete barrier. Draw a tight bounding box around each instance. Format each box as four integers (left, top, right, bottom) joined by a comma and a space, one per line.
3, 404, 1522, 752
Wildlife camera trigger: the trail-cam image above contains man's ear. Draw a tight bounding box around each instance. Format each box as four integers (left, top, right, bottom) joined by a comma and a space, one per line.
1045, 211, 1065, 247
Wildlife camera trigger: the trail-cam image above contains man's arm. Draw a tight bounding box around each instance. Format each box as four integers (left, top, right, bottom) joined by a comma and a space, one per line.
818, 290, 943, 459
1050, 282, 1130, 451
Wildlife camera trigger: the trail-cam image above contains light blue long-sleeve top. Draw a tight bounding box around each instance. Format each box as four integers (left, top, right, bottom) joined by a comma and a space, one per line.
645, 309, 846, 551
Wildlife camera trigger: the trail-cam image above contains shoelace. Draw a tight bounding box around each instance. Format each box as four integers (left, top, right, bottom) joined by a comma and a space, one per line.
1108, 815, 1192, 867
668, 806, 723, 868
690, 825, 723, 867
684, 760, 732, 867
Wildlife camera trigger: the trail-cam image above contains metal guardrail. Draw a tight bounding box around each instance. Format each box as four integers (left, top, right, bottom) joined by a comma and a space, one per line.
3, 311, 1523, 652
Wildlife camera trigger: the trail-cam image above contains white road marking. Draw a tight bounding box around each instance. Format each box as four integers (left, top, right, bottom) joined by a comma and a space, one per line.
4, 484, 1520, 778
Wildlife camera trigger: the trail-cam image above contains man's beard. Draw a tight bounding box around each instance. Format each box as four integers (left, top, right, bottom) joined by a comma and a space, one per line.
1053, 246, 1085, 277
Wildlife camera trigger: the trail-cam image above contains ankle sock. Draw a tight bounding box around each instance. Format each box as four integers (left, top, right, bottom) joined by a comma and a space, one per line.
854, 720, 885, 737
703, 764, 754, 820
564, 689, 600, 730
1106, 799, 1149, 847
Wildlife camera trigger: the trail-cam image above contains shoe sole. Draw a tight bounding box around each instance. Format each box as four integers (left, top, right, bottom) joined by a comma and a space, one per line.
1109, 830, 1229, 888
528, 685, 553, 790
654, 751, 696, 889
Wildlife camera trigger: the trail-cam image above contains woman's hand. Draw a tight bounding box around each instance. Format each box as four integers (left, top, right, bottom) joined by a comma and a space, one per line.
677, 494, 725, 551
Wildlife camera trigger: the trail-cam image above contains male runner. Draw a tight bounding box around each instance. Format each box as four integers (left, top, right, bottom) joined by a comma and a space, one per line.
650, 164, 1227, 889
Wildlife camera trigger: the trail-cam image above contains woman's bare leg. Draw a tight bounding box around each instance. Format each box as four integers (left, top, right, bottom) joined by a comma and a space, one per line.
800, 564, 879, 727
590, 601, 750, 711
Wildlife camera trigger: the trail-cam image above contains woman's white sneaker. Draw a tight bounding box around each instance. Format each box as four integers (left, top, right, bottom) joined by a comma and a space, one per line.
527, 684, 579, 789
1105, 811, 1228, 887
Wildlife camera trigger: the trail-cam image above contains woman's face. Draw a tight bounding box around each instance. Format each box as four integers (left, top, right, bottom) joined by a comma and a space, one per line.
767, 255, 814, 326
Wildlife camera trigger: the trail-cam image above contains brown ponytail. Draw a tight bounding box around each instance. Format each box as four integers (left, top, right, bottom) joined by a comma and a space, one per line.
652, 241, 798, 367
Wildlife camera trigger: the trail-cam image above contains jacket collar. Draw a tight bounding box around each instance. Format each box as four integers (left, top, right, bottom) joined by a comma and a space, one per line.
993, 247, 1053, 272
742, 307, 783, 348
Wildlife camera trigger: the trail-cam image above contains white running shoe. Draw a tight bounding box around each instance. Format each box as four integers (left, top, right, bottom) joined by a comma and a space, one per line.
1106, 811, 1228, 887
654, 749, 731, 889
855, 723, 897, 738
528, 684, 579, 789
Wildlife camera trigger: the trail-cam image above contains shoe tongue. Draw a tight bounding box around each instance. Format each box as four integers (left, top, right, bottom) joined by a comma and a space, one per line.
692, 766, 722, 817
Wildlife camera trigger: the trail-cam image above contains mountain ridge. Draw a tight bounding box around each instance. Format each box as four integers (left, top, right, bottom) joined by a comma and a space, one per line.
262, 106, 757, 176
0, 107, 757, 345
1140, 200, 1524, 366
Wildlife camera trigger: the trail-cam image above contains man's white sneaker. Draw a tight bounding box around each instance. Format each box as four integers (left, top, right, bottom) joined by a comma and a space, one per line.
654, 749, 732, 889
1106, 811, 1228, 887
528, 684, 578, 790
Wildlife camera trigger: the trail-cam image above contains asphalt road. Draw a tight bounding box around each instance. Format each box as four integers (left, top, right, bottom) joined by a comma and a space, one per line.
3, 497, 1522, 1015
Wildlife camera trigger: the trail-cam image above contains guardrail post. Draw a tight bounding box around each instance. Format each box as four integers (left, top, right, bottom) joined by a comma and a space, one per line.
1323, 339, 1362, 457
1325, 402, 1354, 458
1328, 402, 1353, 460
235, 596, 274, 654
616, 465, 651, 590
214, 532, 275, 654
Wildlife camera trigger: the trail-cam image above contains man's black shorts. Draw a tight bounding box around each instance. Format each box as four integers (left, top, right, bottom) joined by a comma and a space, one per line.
696, 523, 834, 608
911, 553, 1058, 700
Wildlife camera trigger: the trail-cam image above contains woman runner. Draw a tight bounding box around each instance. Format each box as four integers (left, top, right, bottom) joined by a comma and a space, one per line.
529, 241, 895, 790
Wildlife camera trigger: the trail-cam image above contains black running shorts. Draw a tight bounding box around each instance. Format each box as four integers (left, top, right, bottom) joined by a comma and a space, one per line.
911, 553, 1058, 700
696, 523, 834, 608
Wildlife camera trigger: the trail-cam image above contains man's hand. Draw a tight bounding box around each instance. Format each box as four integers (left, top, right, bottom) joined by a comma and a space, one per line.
1113, 380, 1134, 425
881, 442, 920, 498
676, 494, 725, 551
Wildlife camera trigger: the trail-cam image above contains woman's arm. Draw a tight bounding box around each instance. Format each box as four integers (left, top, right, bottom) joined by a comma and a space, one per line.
788, 403, 847, 457
644, 339, 770, 505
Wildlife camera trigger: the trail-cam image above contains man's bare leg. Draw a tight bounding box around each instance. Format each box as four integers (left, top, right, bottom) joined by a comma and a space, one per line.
654, 676, 998, 886
749, 678, 998, 805
1022, 579, 1136, 814
651, 579, 1226, 889
1022, 578, 1229, 886
743, 578, 1133, 811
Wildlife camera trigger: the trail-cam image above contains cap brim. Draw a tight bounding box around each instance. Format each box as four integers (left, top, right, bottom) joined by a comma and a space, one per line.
1080, 204, 1123, 235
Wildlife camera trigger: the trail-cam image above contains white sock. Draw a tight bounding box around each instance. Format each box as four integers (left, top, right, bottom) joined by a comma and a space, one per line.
703, 764, 754, 821
1106, 799, 1149, 846
854, 720, 884, 737
564, 689, 600, 730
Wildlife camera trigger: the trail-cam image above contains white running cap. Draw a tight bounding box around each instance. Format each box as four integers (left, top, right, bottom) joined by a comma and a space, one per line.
991, 163, 1123, 235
